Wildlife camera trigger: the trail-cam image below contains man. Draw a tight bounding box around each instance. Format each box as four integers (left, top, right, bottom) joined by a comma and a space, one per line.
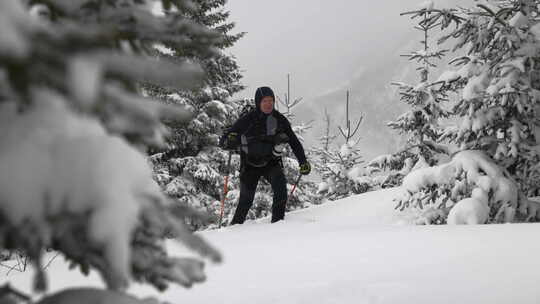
220, 86, 311, 224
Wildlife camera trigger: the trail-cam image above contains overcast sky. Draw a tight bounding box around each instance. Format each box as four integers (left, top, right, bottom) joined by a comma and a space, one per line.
224, 1, 425, 101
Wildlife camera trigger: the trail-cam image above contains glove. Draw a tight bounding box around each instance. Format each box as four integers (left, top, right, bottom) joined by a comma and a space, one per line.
272, 133, 289, 157
221, 132, 240, 150
299, 162, 311, 175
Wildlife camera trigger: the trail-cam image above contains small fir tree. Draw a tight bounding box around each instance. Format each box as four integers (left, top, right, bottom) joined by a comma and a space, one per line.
368, 3, 462, 187
147, 0, 247, 229
313, 91, 371, 200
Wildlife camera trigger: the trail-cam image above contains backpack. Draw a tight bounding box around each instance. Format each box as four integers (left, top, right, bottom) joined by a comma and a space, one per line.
221, 103, 287, 167
239, 113, 285, 167
219, 102, 255, 150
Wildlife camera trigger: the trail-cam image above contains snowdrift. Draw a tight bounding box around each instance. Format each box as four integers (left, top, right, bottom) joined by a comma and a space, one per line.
2, 187, 540, 304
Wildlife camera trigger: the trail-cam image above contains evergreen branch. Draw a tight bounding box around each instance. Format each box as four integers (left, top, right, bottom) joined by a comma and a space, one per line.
349, 115, 363, 139
495, 7, 514, 19
476, 4, 507, 26
401, 9, 432, 17
336, 150, 346, 164
401, 8, 462, 18
326, 164, 342, 181
276, 95, 286, 107
290, 97, 304, 108
43, 253, 60, 270
338, 126, 348, 140
426, 21, 443, 30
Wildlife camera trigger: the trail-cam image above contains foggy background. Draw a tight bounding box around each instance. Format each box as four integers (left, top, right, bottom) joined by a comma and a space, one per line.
225, 0, 464, 161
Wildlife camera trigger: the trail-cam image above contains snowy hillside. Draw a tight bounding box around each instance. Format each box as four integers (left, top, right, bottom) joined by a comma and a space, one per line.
3, 187, 540, 304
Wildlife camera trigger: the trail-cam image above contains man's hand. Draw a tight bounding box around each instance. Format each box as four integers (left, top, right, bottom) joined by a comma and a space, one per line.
299, 162, 311, 175
221, 132, 240, 150
273, 132, 289, 145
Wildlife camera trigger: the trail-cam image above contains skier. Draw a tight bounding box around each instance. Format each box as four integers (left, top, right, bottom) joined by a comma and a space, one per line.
220, 86, 311, 224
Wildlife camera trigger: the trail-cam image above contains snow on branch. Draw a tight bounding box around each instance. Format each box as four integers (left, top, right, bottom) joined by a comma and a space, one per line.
0, 0, 226, 298
396, 150, 519, 224
0, 95, 221, 292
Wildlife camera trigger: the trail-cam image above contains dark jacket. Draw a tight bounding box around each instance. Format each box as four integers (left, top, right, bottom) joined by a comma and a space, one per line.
227, 109, 307, 168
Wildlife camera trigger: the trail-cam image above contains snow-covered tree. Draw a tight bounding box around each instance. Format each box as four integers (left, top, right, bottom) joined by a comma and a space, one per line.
145, 0, 245, 156
310, 108, 337, 172
313, 91, 372, 201
435, 0, 540, 197
146, 0, 247, 230
319, 108, 337, 155
389, 0, 540, 224
153, 98, 247, 230
0, 0, 223, 302
395, 150, 519, 225
369, 3, 461, 187
276, 74, 303, 119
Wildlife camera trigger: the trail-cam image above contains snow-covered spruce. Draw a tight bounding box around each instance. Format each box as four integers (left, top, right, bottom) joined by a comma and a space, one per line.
0, 94, 221, 291
313, 141, 372, 200
0, 0, 225, 298
396, 150, 519, 224
435, 1, 540, 196
372, 5, 460, 189
144, 0, 245, 154
144, 0, 251, 230
150, 97, 246, 230
366, 152, 417, 189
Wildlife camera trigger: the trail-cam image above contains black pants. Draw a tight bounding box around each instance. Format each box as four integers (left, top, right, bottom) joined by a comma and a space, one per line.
230, 162, 288, 224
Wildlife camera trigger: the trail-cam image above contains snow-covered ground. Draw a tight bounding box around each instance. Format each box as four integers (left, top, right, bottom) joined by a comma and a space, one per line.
3, 187, 540, 304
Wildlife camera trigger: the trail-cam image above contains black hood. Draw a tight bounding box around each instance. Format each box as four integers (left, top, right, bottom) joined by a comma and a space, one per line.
254, 86, 275, 111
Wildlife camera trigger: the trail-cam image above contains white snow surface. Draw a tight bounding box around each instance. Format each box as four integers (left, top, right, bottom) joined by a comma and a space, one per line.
3, 187, 540, 303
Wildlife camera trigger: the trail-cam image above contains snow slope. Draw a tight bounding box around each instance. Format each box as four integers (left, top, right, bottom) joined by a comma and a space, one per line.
3, 187, 540, 304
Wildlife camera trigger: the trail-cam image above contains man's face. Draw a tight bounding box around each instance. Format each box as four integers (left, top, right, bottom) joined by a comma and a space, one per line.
260, 96, 274, 114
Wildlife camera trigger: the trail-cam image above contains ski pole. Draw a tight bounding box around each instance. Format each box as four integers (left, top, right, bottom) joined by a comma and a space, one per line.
289, 174, 302, 197
219, 151, 233, 228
